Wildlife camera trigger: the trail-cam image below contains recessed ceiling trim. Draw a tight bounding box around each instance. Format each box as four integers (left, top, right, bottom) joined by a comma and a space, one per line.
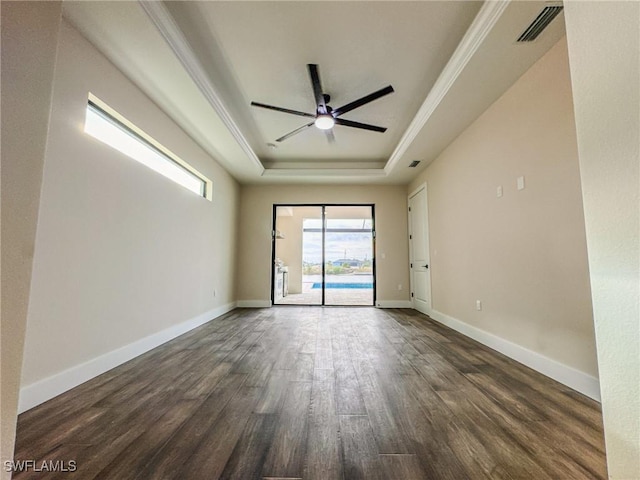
139, 0, 264, 174
262, 168, 386, 178
384, 0, 511, 175
264, 161, 386, 170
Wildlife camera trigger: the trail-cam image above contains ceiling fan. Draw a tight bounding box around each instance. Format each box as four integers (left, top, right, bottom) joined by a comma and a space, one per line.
251, 64, 394, 143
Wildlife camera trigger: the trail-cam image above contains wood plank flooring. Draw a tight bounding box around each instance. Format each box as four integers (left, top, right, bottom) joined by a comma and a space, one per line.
13, 307, 607, 479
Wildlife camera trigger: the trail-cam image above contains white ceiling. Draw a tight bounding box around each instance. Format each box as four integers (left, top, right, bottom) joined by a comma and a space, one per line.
62, 1, 566, 185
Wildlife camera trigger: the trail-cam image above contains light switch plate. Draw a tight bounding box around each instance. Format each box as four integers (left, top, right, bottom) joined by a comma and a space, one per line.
517, 176, 525, 190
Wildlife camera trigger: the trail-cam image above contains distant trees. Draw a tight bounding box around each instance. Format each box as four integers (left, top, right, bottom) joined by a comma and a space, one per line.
302, 260, 373, 276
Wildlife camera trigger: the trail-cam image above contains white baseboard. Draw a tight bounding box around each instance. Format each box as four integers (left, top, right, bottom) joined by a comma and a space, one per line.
18, 302, 236, 413
427, 308, 601, 401
237, 300, 271, 308
376, 300, 414, 308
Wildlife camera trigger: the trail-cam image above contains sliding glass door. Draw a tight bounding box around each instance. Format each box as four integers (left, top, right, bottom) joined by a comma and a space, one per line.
273, 204, 375, 306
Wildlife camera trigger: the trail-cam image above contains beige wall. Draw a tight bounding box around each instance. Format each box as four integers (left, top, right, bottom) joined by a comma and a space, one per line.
1, 2, 62, 474
19, 20, 240, 395
409, 38, 597, 378
564, 2, 640, 477
237, 185, 409, 305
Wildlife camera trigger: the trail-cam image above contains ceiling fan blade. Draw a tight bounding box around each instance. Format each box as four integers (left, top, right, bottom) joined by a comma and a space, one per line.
332, 85, 394, 117
251, 101, 315, 118
308, 64, 327, 114
276, 122, 315, 142
325, 129, 336, 144
334, 118, 387, 133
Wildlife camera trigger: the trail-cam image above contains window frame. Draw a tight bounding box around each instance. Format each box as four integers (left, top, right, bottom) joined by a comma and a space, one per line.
85, 94, 212, 200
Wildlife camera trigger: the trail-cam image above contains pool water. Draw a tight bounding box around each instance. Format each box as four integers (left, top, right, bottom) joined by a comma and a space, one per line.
312, 283, 373, 289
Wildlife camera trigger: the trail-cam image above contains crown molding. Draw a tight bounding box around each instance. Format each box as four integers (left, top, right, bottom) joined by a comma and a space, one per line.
384, 0, 510, 174
262, 168, 387, 178
264, 161, 387, 170
139, 1, 264, 175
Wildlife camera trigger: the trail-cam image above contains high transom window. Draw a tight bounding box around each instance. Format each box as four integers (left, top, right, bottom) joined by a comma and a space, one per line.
84, 94, 211, 199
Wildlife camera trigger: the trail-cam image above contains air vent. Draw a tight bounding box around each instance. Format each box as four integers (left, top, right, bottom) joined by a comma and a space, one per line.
517, 5, 563, 42
409, 160, 421, 168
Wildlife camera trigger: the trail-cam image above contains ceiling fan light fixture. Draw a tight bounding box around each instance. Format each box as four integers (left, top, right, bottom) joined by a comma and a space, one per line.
315, 114, 335, 130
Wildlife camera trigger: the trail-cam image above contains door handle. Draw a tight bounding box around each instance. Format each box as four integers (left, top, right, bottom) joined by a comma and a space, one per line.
423, 264, 429, 269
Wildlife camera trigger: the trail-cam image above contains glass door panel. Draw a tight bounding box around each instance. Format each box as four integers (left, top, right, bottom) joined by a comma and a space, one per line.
324, 206, 374, 306
274, 206, 323, 305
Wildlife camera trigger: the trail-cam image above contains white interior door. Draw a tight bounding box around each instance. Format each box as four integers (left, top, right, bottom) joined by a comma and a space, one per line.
409, 185, 431, 314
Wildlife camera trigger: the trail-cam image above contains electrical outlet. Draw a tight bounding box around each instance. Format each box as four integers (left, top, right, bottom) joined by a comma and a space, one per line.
397, 284, 403, 291
476, 300, 482, 311
497, 185, 503, 198
517, 176, 525, 190
213, 289, 217, 297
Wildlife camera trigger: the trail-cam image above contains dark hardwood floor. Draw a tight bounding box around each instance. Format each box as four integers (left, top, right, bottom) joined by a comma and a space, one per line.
14, 307, 606, 479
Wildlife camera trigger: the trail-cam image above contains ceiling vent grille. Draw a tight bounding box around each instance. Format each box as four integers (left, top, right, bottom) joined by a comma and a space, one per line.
409, 160, 421, 168
517, 5, 563, 42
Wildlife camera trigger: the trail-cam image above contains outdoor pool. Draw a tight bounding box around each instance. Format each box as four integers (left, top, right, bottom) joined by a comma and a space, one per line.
312, 283, 373, 289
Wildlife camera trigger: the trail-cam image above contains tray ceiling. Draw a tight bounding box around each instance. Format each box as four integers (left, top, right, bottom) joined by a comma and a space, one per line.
63, 1, 566, 185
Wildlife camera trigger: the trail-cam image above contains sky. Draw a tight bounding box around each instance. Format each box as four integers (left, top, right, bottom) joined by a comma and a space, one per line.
302, 218, 373, 263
